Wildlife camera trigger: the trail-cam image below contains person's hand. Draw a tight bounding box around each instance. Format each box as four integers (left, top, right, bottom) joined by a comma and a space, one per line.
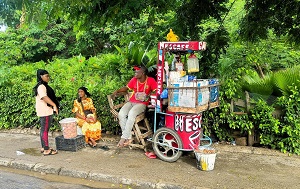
112, 91, 118, 99
53, 105, 59, 115
86, 117, 91, 123
86, 117, 96, 123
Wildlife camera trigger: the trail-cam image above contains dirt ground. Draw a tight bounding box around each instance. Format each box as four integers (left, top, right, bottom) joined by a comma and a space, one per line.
1, 131, 300, 189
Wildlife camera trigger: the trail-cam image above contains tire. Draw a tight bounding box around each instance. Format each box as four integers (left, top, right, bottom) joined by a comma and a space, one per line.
152, 127, 183, 162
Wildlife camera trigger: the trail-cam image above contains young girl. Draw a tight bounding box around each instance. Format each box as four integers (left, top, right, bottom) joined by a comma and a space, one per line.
33, 69, 59, 155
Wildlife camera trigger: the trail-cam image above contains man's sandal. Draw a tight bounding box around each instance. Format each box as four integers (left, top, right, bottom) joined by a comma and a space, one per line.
123, 139, 133, 147
117, 138, 126, 148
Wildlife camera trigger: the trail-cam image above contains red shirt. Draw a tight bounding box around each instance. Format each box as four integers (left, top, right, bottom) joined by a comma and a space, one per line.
127, 77, 157, 105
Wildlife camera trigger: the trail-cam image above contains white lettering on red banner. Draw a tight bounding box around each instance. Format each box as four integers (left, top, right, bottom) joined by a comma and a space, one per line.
157, 65, 163, 95
174, 114, 202, 132
158, 41, 206, 51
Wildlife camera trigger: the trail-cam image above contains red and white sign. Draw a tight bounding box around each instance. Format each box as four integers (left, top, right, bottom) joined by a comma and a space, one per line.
165, 111, 202, 150
158, 41, 206, 51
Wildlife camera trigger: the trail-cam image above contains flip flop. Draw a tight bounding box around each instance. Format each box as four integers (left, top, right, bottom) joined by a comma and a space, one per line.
145, 152, 157, 159
117, 138, 126, 148
40, 148, 53, 153
123, 139, 133, 147
43, 149, 58, 156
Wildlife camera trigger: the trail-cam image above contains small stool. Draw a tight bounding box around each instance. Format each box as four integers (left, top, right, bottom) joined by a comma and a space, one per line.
128, 113, 152, 151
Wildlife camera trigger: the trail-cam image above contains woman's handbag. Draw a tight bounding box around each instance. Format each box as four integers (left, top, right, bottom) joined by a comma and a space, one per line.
84, 110, 93, 116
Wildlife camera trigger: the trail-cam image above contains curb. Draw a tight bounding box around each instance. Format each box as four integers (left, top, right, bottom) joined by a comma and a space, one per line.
0, 156, 186, 189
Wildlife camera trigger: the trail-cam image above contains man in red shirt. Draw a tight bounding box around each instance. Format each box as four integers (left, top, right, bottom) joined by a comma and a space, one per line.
113, 66, 157, 147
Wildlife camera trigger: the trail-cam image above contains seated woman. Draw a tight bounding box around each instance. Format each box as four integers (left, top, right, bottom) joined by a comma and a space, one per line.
72, 87, 101, 147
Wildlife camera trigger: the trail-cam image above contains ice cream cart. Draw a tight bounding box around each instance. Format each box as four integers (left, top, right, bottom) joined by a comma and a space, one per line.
152, 41, 220, 162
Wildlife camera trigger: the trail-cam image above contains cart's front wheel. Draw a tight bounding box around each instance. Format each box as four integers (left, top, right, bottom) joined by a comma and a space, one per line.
152, 128, 183, 162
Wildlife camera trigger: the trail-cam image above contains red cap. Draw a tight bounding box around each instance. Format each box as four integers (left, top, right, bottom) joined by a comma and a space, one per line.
133, 66, 141, 71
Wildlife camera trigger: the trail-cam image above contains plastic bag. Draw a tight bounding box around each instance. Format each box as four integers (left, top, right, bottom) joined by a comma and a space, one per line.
160, 89, 168, 99
209, 79, 219, 102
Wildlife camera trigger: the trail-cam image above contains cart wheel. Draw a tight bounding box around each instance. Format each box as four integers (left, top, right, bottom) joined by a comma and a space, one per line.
152, 127, 183, 162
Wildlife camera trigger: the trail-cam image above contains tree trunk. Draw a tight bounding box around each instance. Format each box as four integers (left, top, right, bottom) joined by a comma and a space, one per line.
19, 1, 26, 28
254, 62, 265, 78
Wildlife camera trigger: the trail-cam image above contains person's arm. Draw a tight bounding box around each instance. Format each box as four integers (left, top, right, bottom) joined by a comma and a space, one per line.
72, 100, 84, 119
88, 99, 97, 123
41, 96, 59, 115
113, 86, 128, 96
75, 111, 86, 120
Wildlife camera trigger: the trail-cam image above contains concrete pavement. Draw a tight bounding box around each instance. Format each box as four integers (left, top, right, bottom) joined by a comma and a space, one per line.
1, 129, 300, 189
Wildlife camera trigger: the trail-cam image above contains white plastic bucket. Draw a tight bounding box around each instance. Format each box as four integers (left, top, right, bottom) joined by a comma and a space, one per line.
59, 118, 77, 139
195, 152, 216, 171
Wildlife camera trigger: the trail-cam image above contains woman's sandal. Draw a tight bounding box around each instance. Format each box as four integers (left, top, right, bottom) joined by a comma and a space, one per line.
87, 141, 97, 148
43, 149, 58, 156
87, 142, 95, 148
40, 148, 53, 153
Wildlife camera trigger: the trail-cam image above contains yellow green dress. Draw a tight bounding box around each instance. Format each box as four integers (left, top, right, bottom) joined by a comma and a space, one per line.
72, 98, 101, 143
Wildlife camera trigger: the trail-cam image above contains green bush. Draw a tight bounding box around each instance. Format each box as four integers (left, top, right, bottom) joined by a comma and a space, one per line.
0, 54, 131, 133
0, 29, 23, 66
250, 100, 281, 149
276, 83, 300, 154
203, 69, 300, 155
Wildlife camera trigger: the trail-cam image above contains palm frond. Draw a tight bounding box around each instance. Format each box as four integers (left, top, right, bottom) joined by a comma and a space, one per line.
273, 66, 300, 96
240, 72, 273, 96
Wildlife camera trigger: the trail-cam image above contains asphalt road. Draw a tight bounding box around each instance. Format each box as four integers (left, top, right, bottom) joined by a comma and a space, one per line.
0, 166, 130, 189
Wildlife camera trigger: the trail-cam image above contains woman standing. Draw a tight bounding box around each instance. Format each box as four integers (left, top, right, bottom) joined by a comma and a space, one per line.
72, 87, 101, 147
33, 69, 59, 156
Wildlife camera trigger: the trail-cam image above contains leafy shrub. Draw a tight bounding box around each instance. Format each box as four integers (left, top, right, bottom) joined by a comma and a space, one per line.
276, 83, 300, 154
250, 100, 280, 149
0, 54, 131, 133
203, 68, 300, 155
0, 29, 23, 66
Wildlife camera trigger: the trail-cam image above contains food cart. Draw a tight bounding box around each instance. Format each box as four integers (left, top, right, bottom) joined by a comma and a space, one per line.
151, 41, 220, 162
